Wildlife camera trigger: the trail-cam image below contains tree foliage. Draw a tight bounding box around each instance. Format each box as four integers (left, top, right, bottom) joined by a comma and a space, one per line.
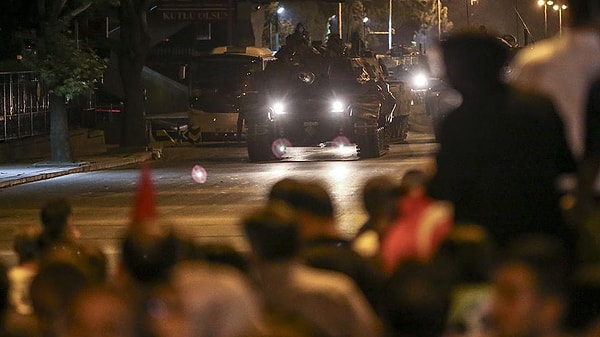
32, 31, 107, 100
364, 0, 452, 47
266, 1, 338, 45
260, 0, 452, 51
23, 0, 111, 162
26, 1, 109, 99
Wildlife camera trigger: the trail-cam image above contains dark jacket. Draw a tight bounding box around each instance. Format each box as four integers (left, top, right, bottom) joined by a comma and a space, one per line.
428, 85, 576, 248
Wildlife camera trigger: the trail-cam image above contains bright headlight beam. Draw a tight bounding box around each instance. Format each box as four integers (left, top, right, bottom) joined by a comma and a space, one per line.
331, 100, 345, 112
272, 102, 286, 114
412, 73, 429, 89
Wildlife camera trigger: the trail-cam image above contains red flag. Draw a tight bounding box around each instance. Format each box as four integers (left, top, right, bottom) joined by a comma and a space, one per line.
131, 162, 157, 223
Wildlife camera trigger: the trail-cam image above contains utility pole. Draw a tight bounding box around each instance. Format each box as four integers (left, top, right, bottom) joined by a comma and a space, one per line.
438, 0, 442, 40
339, 2, 343, 39
389, 0, 392, 49
466, 0, 470, 26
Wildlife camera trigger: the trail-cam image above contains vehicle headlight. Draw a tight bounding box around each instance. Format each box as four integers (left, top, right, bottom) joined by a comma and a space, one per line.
411, 73, 429, 89
271, 102, 286, 115
331, 100, 345, 113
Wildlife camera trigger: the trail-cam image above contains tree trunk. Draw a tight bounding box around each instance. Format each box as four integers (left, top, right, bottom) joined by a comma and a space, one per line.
119, 56, 147, 148
118, 0, 150, 149
49, 93, 73, 162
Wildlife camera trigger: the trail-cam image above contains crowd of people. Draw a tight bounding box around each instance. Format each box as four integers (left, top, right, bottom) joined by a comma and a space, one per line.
1, 0, 600, 336
0, 161, 598, 337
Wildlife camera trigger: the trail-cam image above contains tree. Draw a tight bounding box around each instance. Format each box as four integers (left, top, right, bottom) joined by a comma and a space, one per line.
28, 0, 108, 162
411, 0, 453, 41
269, 1, 339, 47
364, 0, 452, 48
117, 0, 153, 149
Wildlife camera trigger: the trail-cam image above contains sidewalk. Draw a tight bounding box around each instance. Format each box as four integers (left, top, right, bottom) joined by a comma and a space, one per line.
0, 151, 153, 189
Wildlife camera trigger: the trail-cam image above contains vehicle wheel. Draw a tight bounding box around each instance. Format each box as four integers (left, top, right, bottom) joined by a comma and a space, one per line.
355, 123, 388, 159
246, 120, 276, 162
389, 115, 409, 143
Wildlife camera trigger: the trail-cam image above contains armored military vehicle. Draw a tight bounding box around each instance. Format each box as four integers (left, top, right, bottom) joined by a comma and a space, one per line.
243, 39, 396, 162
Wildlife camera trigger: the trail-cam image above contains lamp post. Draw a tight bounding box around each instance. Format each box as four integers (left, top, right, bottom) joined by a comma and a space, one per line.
466, 0, 477, 27
275, 6, 284, 51
537, 0, 554, 38
388, 0, 392, 50
363, 17, 369, 45
552, 3, 567, 36
437, 0, 442, 40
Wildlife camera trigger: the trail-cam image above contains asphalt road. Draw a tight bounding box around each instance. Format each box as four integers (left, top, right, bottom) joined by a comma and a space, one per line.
0, 131, 437, 268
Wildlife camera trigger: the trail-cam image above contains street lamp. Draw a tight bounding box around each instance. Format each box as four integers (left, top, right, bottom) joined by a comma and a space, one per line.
466, 0, 477, 26
437, 0, 442, 40
274, 6, 284, 51
362, 17, 369, 48
552, 3, 567, 36
537, 0, 555, 38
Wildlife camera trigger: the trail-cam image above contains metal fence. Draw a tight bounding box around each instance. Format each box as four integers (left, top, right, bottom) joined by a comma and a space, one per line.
0, 71, 50, 141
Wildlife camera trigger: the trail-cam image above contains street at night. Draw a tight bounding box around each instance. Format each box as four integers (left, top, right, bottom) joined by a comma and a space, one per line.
1, 0, 599, 336
0, 132, 437, 266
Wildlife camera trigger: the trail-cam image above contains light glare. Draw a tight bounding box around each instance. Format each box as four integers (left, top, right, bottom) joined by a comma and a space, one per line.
191, 165, 208, 184
412, 73, 429, 89
331, 100, 345, 112
271, 138, 291, 158
272, 102, 285, 114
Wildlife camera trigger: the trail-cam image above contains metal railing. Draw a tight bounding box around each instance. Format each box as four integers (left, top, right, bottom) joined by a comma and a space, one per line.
0, 71, 50, 141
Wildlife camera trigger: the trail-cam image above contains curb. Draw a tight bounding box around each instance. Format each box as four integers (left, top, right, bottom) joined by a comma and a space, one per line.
0, 152, 153, 189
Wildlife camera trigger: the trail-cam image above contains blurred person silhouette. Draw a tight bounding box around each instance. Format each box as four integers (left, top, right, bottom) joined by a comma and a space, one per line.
192, 242, 249, 274
509, 0, 600, 163
509, 0, 600, 234
379, 260, 451, 337
433, 225, 496, 337
325, 34, 344, 56
37, 198, 81, 255
0, 262, 24, 337
242, 201, 382, 337
268, 178, 384, 310
29, 252, 96, 337
563, 265, 600, 337
379, 169, 453, 274
427, 29, 576, 250
118, 163, 196, 288
571, 77, 600, 263
37, 199, 108, 281
114, 164, 198, 337
169, 261, 262, 337
353, 175, 400, 260
63, 285, 136, 337
275, 22, 317, 60
488, 235, 571, 337
8, 225, 41, 316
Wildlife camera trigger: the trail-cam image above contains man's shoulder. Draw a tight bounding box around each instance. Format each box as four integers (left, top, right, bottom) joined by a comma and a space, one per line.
508, 86, 554, 106
510, 32, 600, 84
294, 263, 360, 293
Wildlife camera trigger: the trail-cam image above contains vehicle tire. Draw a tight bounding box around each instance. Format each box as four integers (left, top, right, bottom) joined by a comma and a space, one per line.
389, 115, 409, 142
246, 120, 276, 162
355, 123, 388, 159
